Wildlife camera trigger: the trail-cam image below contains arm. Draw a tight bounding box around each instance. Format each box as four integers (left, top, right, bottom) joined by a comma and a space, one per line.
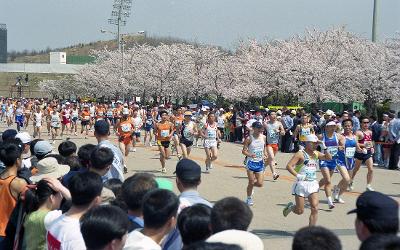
337, 134, 345, 150
10, 178, 27, 200
286, 152, 303, 177
44, 178, 71, 200
242, 137, 255, 158
279, 123, 285, 136
293, 125, 300, 140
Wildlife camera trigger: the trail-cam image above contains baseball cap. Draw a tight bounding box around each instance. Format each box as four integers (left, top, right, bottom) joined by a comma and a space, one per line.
94, 120, 110, 136
325, 110, 334, 116
326, 121, 337, 126
291, 110, 297, 115
184, 111, 192, 116
174, 159, 201, 181
16, 132, 31, 144
34, 141, 53, 156
122, 108, 130, 115
252, 121, 263, 129
30, 157, 70, 182
305, 134, 319, 142
347, 191, 399, 221
2, 129, 17, 141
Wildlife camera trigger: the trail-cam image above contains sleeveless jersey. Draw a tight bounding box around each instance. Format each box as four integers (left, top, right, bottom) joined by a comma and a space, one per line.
181, 121, 195, 141
295, 150, 319, 181
248, 134, 265, 162
266, 122, 280, 144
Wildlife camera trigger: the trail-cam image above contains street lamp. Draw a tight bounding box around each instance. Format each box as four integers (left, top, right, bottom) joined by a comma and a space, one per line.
107, 0, 132, 51
372, 0, 379, 42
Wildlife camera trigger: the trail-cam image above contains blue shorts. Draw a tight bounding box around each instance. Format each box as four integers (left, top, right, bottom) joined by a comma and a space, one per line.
320, 160, 337, 171
144, 126, 153, 132
337, 157, 355, 170
133, 132, 141, 138
246, 160, 265, 173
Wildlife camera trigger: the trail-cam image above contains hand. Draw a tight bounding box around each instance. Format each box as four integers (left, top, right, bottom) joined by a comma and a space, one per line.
338, 145, 345, 150
250, 154, 256, 159
362, 148, 368, 154
370, 148, 375, 154
43, 177, 64, 192
296, 174, 306, 181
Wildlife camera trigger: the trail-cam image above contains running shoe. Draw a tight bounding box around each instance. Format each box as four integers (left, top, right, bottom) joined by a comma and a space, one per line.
177, 154, 182, 160
335, 197, 345, 204
161, 168, 167, 173
273, 173, 280, 180
205, 166, 210, 173
332, 185, 340, 200
133, 148, 137, 152
366, 185, 374, 191
246, 197, 254, 206
348, 181, 354, 191
328, 200, 335, 209
283, 202, 294, 217
209, 164, 213, 169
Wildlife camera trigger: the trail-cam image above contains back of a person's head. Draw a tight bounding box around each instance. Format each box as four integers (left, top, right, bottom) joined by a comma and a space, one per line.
68, 172, 103, 207
178, 204, 212, 246
64, 155, 81, 171
24, 179, 58, 214
361, 218, 399, 236
211, 197, 253, 233
292, 226, 342, 250
78, 144, 96, 168
185, 242, 242, 250
104, 178, 123, 197
142, 188, 179, 229
0, 140, 22, 167
360, 234, 400, 250
81, 205, 129, 250
30, 139, 43, 155
122, 173, 157, 211
58, 140, 77, 157
90, 147, 114, 171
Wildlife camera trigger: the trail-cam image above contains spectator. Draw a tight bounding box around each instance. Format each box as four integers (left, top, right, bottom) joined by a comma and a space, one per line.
281, 110, 294, 153
1, 128, 17, 141
175, 159, 212, 210
370, 115, 384, 167
163, 159, 212, 250
33, 140, 55, 161
94, 120, 125, 181
123, 189, 179, 250
207, 229, 263, 250
104, 178, 123, 197
186, 242, 242, 250
178, 204, 212, 248
352, 110, 361, 133
58, 140, 77, 158
359, 234, 400, 250
81, 205, 129, 250
292, 226, 342, 250
0, 141, 27, 248
22, 178, 71, 250
29, 139, 43, 170
210, 197, 252, 233
389, 111, 400, 169
348, 191, 398, 242
45, 172, 103, 249
61, 144, 96, 187
64, 156, 81, 171
15, 132, 32, 169
89, 147, 114, 181
122, 173, 157, 232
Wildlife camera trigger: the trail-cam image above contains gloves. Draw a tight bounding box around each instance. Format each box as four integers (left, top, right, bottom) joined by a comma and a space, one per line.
296, 174, 306, 181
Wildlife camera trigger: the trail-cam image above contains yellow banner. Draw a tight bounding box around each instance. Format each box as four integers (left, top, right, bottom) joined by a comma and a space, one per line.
267, 105, 303, 110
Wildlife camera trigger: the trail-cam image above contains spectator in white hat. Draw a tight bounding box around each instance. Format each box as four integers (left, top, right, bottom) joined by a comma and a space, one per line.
15, 132, 32, 169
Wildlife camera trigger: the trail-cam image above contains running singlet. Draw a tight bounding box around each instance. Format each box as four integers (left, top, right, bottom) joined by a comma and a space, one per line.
106, 109, 114, 118
174, 115, 184, 129
51, 113, 60, 127
132, 117, 142, 132
299, 126, 312, 142
247, 134, 265, 162
145, 115, 153, 128
266, 122, 280, 144
157, 122, 172, 141
358, 131, 373, 151
119, 121, 133, 137
81, 111, 90, 121
204, 123, 218, 140
181, 121, 195, 141
295, 150, 319, 181
34, 112, 42, 127
337, 135, 357, 169
71, 109, 79, 119
320, 133, 339, 168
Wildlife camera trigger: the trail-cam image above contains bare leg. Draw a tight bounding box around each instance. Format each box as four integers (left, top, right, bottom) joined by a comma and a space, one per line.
308, 193, 319, 226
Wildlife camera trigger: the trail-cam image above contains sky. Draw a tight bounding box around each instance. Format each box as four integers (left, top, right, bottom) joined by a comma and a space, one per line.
1, 0, 399, 52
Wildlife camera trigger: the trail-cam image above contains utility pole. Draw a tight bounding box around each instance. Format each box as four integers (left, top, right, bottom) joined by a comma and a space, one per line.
372, 0, 378, 42
108, 0, 132, 51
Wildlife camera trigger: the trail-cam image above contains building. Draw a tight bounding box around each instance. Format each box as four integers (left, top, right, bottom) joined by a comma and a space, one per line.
0, 24, 6, 63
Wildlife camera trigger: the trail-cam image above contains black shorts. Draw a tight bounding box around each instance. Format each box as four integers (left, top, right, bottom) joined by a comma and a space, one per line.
157, 140, 170, 148
354, 152, 372, 163
81, 120, 89, 126
180, 138, 193, 148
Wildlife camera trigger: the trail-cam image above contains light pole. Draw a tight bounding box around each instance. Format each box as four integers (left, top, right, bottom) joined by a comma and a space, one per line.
372, 0, 378, 42
108, 0, 132, 51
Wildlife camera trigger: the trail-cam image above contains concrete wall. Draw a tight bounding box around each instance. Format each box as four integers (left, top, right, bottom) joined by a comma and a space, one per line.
0, 63, 83, 74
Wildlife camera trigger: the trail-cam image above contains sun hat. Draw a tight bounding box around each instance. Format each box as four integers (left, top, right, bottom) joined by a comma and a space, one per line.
30, 157, 70, 182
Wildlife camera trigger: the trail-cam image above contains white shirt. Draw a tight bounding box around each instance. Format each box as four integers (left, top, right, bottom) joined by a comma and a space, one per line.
44, 210, 86, 250
123, 230, 161, 250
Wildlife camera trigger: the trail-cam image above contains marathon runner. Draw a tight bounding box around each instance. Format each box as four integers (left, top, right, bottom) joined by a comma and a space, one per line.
155, 110, 174, 173
264, 110, 285, 180
117, 108, 134, 169
179, 110, 198, 159
200, 112, 221, 173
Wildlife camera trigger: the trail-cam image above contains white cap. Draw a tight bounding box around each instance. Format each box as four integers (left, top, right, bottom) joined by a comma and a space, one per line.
207, 230, 264, 250
219, 108, 224, 111
122, 108, 130, 115
326, 121, 337, 126
305, 134, 319, 142
65, 101, 70, 105
277, 110, 282, 115
325, 109, 334, 116
15, 132, 31, 144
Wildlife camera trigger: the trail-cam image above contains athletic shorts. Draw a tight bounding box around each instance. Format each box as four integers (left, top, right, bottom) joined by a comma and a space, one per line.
267, 143, 279, 153
133, 132, 141, 138
204, 139, 217, 149
354, 152, 372, 163
337, 157, 355, 171
320, 160, 337, 171
180, 138, 194, 148
246, 160, 265, 173
144, 126, 153, 132
157, 140, 170, 148
292, 180, 319, 198
71, 117, 78, 123
119, 135, 132, 145
81, 120, 89, 126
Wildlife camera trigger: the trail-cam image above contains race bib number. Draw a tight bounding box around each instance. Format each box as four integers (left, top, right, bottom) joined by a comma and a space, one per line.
160, 130, 169, 137
121, 124, 131, 133
183, 129, 192, 138
254, 150, 263, 159
304, 164, 317, 181
345, 147, 356, 158
301, 129, 310, 136
107, 111, 113, 117
51, 117, 59, 122
327, 146, 338, 156
364, 141, 373, 149
269, 130, 278, 138
207, 129, 216, 139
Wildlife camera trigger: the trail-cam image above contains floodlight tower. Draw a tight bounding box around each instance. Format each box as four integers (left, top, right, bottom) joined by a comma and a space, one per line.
108, 0, 132, 51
